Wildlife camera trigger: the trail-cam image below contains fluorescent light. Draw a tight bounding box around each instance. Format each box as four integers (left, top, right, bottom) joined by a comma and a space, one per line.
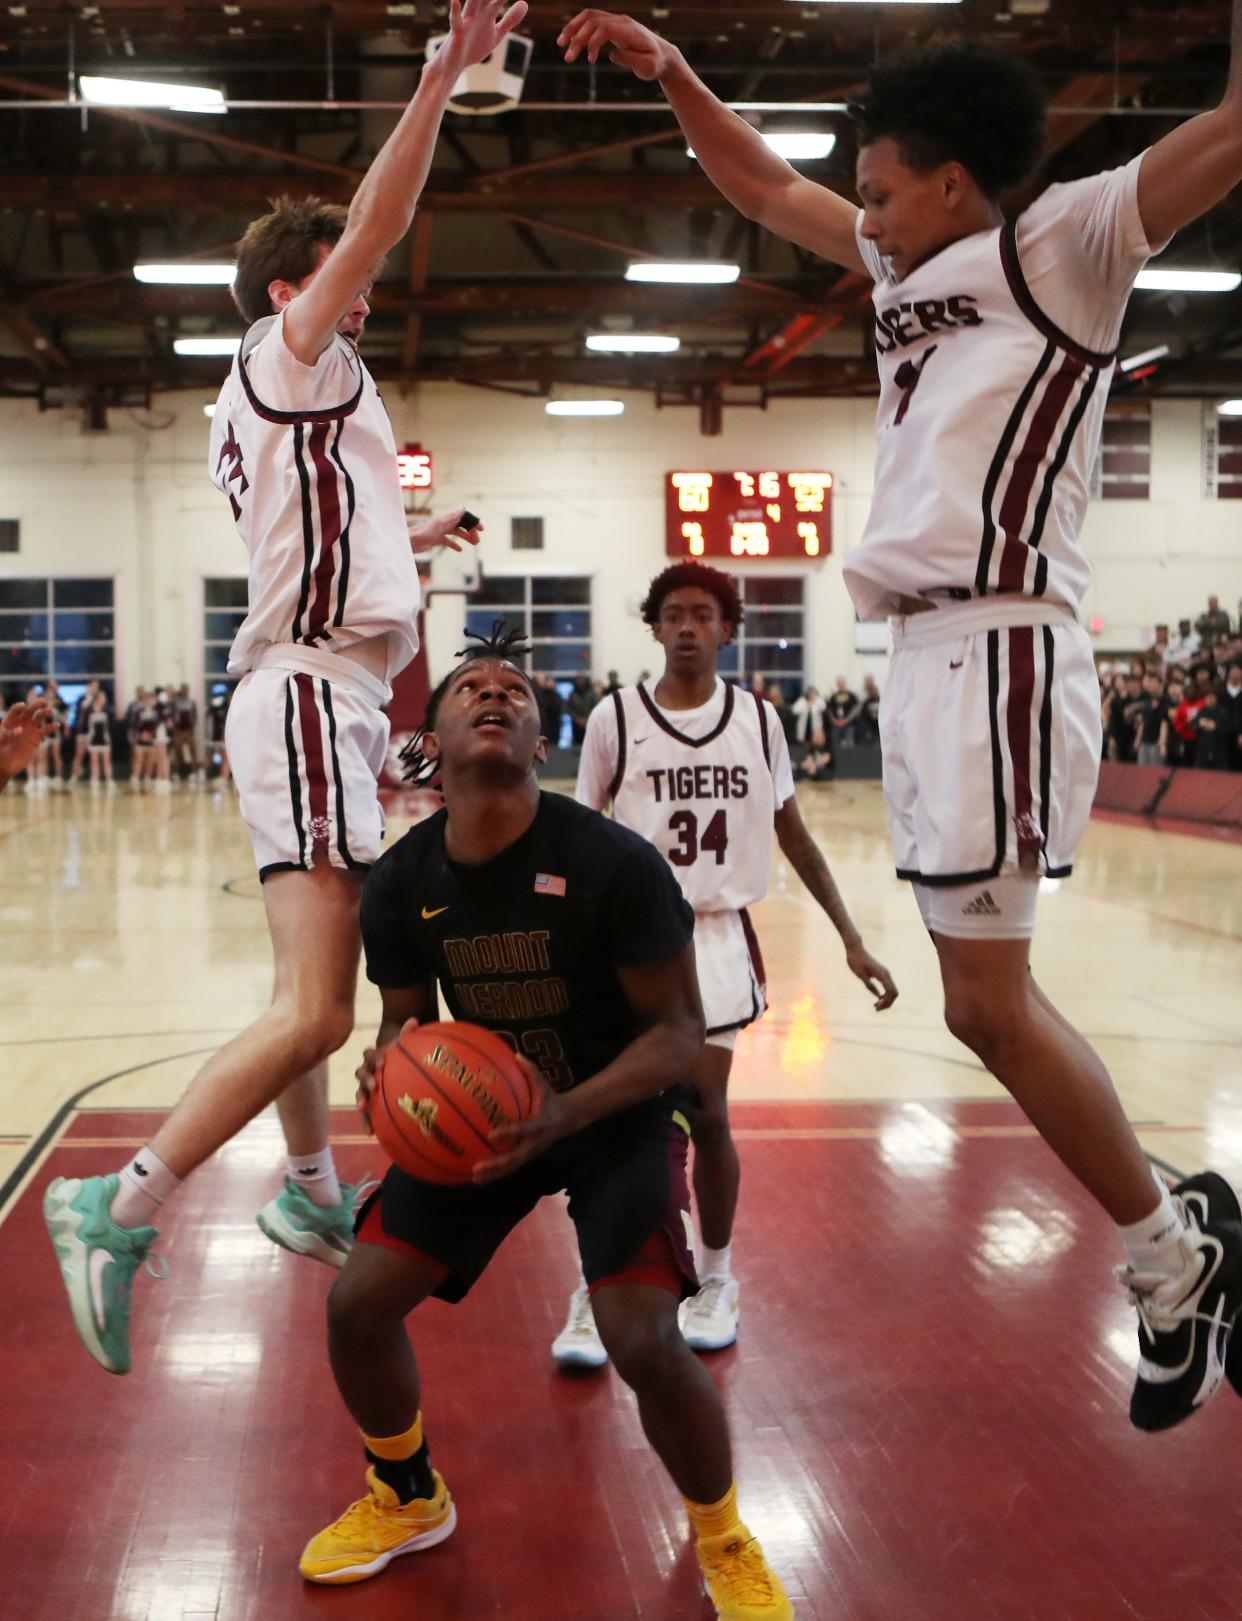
545, 400, 625, 417
203, 403, 216, 418
1119, 345, 1170, 373
625, 261, 740, 285
1134, 267, 1241, 293
80, 75, 227, 113
793, 1, 961, 5
135, 263, 236, 285
1217, 400, 1242, 417
585, 334, 681, 354
689, 131, 836, 162
173, 337, 241, 356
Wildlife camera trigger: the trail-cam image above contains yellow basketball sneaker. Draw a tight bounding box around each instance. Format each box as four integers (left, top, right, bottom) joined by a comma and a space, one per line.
697, 1526, 795, 1620
299, 1466, 457, 1585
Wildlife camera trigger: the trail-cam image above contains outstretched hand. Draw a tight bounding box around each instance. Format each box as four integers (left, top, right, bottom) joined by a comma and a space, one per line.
558, 11, 677, 81
438, 0, 530, 75
408, 506, 484, 556
846, 943, 899, 1012
0, 696, 57, 788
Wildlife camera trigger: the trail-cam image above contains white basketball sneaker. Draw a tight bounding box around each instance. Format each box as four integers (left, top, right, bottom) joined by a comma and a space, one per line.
680, 1277, 741, 1352
551, 1284, 609, 1370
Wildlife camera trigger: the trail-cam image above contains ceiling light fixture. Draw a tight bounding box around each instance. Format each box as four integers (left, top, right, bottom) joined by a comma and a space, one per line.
80, 75, 227, 113
173, 337, 241, 356
689, 131, 836, 162
1118, 345, 1170, 373
134, 263, 236, 285
585, 334, 681, 353
1217, 400, 1242, 417
1134, 268, 1241, 293
545, 400, 626, 417
625, 262, 740, 285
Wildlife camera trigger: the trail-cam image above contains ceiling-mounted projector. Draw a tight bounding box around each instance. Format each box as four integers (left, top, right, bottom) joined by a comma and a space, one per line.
424, 31, 534, 115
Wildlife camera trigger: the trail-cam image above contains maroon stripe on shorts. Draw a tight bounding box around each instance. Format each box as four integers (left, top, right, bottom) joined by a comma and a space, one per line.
739, 907, 767, 1001
1006, 627, 1039, 863
294, 673, 331, 861
305, 420, 343, 642
995, 353, 1084, 593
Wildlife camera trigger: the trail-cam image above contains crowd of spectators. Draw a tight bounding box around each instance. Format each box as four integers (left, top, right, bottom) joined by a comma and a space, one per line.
0, 680, 233, 791
1101, 594, 1242, 772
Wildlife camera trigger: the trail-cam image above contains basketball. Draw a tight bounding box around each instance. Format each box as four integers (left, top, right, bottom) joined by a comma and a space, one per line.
371, 1019, 537, 1184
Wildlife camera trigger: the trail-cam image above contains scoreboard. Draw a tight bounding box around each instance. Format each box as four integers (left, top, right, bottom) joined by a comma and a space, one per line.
666, 470, 833, 561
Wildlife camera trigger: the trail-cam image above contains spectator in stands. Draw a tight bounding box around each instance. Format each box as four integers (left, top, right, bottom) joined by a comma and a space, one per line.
1149, 623, 1172, 664
1167, 618, 1202, 665
1132, 669, 1169, 767
1106, 672, 1141, 763
535, 674, 565, 749
855, 676, 882, 746
604, 669, 621, 694
1190, 686, 1229, 770
764, 681, 795, 746
826, 676, 859, 747
567, 673, 598, 745
790, 685, 827, 748
1196, 595, 1232, 643
1165, 676, 1197, 767
1222, 661, 1242, 771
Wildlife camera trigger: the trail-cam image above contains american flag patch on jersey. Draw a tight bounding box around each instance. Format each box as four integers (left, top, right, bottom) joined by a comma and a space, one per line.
534, 872, 566, 897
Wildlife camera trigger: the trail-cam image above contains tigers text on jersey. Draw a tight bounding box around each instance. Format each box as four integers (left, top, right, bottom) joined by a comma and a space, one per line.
208, 310, 421, 683
844, 153, 1164, 622
576, 680, 795, 913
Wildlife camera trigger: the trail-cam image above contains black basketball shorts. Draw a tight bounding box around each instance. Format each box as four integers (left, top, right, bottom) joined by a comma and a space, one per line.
354, 1084, 699, 1305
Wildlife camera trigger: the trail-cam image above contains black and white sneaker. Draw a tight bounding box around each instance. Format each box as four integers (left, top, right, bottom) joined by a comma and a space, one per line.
1172, 1172, 1242, 1399
1124, 1209, 1242, 1432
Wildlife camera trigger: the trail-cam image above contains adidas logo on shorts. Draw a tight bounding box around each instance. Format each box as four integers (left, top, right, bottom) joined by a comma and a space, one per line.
962, 890, 1002, 917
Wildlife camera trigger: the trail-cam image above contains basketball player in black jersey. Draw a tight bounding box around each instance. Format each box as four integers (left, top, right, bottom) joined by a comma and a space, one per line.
299, 627, 793, 1619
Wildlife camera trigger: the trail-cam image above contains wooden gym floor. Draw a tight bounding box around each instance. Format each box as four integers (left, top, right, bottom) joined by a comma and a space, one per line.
1, 780, 1241, 1620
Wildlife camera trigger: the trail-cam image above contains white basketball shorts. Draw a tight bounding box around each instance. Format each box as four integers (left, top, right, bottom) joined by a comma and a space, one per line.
226, 645, 391, 882
881, 603, 1102, 891
694, 908, 767, 1049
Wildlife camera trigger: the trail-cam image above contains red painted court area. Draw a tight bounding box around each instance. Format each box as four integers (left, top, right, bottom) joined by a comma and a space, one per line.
6, 1102, 1242, 1621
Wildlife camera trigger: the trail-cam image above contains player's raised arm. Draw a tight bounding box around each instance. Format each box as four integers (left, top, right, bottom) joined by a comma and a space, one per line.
284, 0, 528, 365
558, 10, 865, 274
0, 696, 57, 792
1135, 0, 1242, 245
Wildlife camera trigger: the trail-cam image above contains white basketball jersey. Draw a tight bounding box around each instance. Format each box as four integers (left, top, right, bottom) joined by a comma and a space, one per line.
844, 154, 1160, 621
208, 310, 421, 683
576, 680, 795, 912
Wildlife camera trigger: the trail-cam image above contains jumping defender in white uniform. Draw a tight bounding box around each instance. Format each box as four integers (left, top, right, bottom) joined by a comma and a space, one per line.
43, 0, 530, 1379
552, 563, 896, 1368
561, 8, 1242, 1432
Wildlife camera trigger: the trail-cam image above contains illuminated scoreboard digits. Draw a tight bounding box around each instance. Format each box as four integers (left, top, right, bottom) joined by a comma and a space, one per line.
666, 470, 832, 561
396, 444, 433, 490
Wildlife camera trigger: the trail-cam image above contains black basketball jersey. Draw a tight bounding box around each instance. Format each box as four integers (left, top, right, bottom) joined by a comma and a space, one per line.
360, 791, 694, 1093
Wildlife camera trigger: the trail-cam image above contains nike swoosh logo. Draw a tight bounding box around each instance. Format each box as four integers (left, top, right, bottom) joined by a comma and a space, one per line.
421, 905, 449, 920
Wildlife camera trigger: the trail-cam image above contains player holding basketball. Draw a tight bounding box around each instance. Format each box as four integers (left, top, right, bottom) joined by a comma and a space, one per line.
560, 8, 1242, 1430
43, 0, 526, 1378
300, 626, 793, 1619
552, 562, 896, 1368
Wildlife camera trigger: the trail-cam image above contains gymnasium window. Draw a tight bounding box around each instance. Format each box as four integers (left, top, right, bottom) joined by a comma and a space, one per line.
1090, 407, 1151, 500
1204, 407, 1242, 500
203, 577, 248, 707
716, 576, 805, 701
464, 575, 592, 680
0, 577, 115, 702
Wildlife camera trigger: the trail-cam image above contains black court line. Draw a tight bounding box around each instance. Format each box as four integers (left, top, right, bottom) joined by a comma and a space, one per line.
0, 1047, 218, 1216
0, 1027, 241, 1050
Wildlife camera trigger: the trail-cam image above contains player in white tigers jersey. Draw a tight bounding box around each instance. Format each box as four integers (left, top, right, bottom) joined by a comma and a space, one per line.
565, 7, 1242, 1434
44, 0, 528, 1382
552, 563, 896, 1366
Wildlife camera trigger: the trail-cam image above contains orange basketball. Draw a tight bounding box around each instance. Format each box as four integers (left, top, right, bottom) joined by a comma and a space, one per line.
372, 1019, 537, 1185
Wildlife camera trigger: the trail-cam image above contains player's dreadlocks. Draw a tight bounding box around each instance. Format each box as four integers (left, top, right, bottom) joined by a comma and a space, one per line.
399, 619, 535, 786
640, 562, 744, 629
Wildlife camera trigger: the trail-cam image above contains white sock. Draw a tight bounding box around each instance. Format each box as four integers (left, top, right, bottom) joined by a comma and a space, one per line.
113, 1147, 181, 1228
1118, 1172, 1188, 1279
287, 1148, 342, 1209
699, 1243, 733, 1282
